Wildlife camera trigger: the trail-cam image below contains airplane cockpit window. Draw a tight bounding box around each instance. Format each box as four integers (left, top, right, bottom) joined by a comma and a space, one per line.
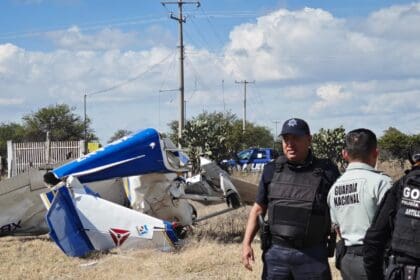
161, 137, 189, 170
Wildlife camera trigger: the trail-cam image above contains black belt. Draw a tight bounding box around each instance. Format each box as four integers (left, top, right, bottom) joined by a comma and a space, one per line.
271, 236, 319, 249
345, 245, 364, 256
395, 255, 420, 266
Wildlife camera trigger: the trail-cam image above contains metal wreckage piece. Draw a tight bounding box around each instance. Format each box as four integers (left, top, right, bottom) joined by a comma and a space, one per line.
0, 128, 246, 257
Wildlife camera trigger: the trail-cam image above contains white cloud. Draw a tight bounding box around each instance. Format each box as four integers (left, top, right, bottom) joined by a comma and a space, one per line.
223, 6, 420, 83
311, 84, 351, 113
365, 3, 420, 40
1, 4, 420, 142
0, 98, 24, 105
361, 89, 420, 114
0, 44, 22, 77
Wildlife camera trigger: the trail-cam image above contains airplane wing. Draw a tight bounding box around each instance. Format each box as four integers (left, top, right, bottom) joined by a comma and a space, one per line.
0, 167, 128, 236
0, 169, 48, 236
43, 177, 178, 257
230, 177, 258, 205
44, 128, 187, 184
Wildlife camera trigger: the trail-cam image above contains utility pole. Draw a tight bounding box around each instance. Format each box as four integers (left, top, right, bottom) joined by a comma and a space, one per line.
222, 79, 226, 113
235, 80, 255, 133
161, 0, 200, 146
83, 93, 87, 154
272, 120, 282, 148
184, 100, 187, 121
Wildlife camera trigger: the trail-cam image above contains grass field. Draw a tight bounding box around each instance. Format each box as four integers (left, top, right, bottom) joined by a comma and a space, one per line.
0, 161, 406, 280
0, 205, 340, 280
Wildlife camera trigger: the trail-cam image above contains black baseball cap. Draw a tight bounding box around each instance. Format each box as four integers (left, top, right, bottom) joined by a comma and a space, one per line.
280, 118, 310, 136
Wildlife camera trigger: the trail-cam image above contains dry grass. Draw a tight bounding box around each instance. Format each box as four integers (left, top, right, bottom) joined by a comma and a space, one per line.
0, 203, 340, 280
7, 186, 257, 280
377, 160, 409, 181
191, 203, 249, 243
0, 233, 263, 280
2, 161, 405, 280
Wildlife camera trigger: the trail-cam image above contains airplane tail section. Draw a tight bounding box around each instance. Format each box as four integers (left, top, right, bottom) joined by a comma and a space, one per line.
46, 186, 94, 257
43, 176, 179, 257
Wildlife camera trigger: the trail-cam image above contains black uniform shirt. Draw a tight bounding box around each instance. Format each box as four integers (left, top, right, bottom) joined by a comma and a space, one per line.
363, 165, 420, 280
255, 151, 340, 206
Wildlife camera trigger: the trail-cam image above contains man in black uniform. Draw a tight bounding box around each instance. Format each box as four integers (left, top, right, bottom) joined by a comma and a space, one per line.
364, 145, 420, 280
241, 118, 340, 280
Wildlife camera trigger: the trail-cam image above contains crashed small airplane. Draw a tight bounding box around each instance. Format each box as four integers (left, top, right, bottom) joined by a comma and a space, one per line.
0, 168, 127, 236
0, 128, 249, 257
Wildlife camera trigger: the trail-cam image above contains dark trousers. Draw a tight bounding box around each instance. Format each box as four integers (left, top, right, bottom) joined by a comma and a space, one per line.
262, 244, 331, 280
340, 250, 368, 280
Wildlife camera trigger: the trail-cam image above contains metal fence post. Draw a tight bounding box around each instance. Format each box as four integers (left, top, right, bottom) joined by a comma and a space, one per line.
7, 140, 13, 178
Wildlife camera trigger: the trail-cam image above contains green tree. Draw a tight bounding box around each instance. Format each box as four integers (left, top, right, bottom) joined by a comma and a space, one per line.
179, 111, 235, 163
0, 122, 26, 168
312, 126, 346, 168
108, 129, 133, 143
167, 119, 181, 146
410, 134, 420, 147
167, 111, 274, 171
232, 120, 274, 150
378, 127, 417, 164
22, 104, 97, 141
167, 112, 237, 151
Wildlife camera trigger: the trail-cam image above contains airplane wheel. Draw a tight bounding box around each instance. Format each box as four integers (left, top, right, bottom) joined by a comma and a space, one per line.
172, 223, 190, 239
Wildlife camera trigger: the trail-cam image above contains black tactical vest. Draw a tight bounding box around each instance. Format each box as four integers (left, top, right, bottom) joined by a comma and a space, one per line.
267, 156, 331, 247
391, 168, 420, 259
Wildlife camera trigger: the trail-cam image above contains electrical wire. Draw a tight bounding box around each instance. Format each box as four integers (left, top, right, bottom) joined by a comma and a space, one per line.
0, 15, 168, 40
157, 49, 178, 130
87, 50, 175, 97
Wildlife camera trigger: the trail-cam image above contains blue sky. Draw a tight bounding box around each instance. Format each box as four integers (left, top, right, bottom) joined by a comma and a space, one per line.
0, 0, 419, 143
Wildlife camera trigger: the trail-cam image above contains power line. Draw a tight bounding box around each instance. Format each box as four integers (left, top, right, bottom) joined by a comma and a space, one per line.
184, 56, 215, 102
249, 82, 266, 117
82, 50, 175, 150
158, 50, 178, 92
184, 57, 201, 101
0, 7, 258, 40
87, 51, 175, 97
188, 16, 214, 51
199, 6, 226, 46
182, 24, 206, 51
0, 15, 168, 40
158, 50, 178, 131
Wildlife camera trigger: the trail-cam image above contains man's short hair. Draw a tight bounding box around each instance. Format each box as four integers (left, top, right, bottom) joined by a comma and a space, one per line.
345, 128, 377, 160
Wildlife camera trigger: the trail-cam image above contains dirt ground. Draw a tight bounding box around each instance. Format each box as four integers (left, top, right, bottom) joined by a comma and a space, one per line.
0, 161, 406, 280
0, 205, 340, 280
0, 235, 341, 280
